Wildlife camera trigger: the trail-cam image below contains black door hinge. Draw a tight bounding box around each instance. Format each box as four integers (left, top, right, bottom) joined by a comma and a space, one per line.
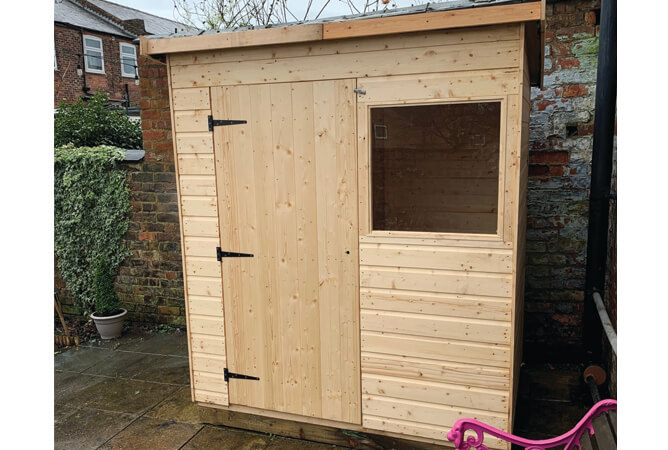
208, 115, 247, 131
216, 247, 254, 261
224, 368, 260, 382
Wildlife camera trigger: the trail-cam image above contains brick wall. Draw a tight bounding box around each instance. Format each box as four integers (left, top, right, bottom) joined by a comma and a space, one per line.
524, 0, 602, 360
54, 24, 140, 107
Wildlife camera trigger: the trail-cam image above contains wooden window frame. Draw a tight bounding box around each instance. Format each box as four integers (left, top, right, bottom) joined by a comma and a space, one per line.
83, 35, 105, 74
119, 42, 137, 78
359, 96, 508, 244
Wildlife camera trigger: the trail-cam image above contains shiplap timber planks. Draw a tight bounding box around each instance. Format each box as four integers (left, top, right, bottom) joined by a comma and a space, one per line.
360, 288, 511, 321
168, 24, 520, 66
362, 374, 508, 413
361, 310, 510, 344
170, 40, 520, 88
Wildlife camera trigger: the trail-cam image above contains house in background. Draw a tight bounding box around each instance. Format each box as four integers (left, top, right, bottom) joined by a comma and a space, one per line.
54, 0, 188, 108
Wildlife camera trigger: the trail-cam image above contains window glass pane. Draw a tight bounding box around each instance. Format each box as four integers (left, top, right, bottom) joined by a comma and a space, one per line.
85, 38, 101, 49
121, 45, 135, 55
87, 51, 103, 71
122, 56, 135, 75
371, 102, 501, 234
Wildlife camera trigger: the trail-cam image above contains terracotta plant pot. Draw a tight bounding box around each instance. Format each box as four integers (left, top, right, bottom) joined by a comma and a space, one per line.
90, 309, 127, 339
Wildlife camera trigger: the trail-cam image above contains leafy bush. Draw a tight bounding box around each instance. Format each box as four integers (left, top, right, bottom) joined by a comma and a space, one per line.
54, 144, 131, 316
93, 257, 121, 316
54, 92, 143, 148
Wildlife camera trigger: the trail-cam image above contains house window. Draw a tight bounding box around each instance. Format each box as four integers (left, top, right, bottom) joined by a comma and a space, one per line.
120, 43, 137, 78
54, 47, 58, 71
83, 35, 104, 74
370, 102, 502, 234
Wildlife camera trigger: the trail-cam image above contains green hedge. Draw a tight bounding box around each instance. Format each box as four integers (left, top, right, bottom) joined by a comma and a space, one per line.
54, 93, 143, 149
54, 145, 131, 315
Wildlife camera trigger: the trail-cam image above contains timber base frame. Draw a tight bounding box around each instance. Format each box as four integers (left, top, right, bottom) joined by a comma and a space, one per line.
198, 403, 451, 449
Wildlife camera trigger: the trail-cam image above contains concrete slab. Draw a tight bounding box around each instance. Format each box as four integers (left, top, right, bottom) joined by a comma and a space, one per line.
181, 425, 271, 450
81, 329, 155, 350
82, 350, 153, 379
54, 407, 137, 450
267, 437, 339, 449
55, 372, 107, 406
145, 387, 212, 424
54, 347, 113, 372
116, 332, 189, 356
99, 417, 202, 450
71, 377, 180, 415
130, 354, 190, 385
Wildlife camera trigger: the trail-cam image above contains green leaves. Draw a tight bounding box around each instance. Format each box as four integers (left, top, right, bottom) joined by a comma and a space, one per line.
54, 145, 131, 316
54, 92, 142, 149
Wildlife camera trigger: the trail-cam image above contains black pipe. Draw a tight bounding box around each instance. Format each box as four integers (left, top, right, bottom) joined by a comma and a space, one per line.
79, 28, 90, 96
583, 0, 617, 361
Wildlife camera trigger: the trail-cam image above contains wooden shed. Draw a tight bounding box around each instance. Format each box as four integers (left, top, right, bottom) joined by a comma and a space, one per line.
141, 1, 544, 447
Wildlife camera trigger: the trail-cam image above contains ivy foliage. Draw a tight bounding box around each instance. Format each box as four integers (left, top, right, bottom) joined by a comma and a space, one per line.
54, 92, 143, 149
55, 144, 131, 316
93, 256, 121, 317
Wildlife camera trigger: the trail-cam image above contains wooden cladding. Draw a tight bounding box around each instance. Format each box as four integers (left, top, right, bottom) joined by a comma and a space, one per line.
165, 22, 529, 448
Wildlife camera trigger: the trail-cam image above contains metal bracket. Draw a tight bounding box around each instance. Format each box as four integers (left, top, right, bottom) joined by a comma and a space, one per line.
353, 88, 366, 95
208, 115, 247, 131
216, 247, 254, 261
224, 368, 260, 382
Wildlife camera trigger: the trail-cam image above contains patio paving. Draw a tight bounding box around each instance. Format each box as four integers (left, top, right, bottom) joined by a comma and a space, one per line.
54, 328, 338, 450
56, 328, 591, 449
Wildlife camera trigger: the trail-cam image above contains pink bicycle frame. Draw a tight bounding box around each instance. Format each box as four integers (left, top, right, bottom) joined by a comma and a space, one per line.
446, 399, 617, 450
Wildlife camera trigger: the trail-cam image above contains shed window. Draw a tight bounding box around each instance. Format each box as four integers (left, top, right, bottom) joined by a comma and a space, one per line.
83, 35, 104, 74
120, 43, 137, 78
371, 102, 501, 234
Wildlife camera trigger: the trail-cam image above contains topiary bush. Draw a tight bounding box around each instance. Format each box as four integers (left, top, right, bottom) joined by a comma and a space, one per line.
54, 144, 131, 316
93, 256, 121, 317
54, 92, 143, 148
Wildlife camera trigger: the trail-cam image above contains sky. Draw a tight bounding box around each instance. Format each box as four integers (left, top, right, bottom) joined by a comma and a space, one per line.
107, 0, 432, 26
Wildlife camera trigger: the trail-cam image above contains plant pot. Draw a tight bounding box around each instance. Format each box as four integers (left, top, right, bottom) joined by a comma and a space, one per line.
90, 309, 127, 339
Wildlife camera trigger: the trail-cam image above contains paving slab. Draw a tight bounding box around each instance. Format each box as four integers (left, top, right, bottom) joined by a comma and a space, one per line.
145, 387, 211, 424
55, 346, 113, 372
116, 332, 189, 357
55, 372, 108, 406
181, 425, 272, 450
266, 437, 339, 449
81, 350, 154, 379
81, 329, 156, 350
99, 416, 202, 450
130, 354, 190, 385
54, 407, 137, 450
70, 377, 180, 415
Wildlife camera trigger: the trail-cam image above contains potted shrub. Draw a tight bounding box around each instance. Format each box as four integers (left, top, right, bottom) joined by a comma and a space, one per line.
90, 257, 126, 339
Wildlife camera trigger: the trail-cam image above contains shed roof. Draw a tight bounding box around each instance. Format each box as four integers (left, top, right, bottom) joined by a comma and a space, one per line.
141, 0, 544, 57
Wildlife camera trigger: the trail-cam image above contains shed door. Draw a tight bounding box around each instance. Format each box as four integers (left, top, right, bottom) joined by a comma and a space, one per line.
211, 81, 361, 424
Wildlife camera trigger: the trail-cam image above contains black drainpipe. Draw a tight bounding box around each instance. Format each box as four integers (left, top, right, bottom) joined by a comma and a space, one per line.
79, 28, 91, 96
583, 0, 617, 362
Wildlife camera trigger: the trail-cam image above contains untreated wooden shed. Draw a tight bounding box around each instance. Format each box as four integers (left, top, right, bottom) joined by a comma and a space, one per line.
141, 1, 544, 447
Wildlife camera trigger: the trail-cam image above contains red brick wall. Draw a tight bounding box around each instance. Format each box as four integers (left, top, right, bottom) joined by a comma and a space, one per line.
54, 24, 140, 107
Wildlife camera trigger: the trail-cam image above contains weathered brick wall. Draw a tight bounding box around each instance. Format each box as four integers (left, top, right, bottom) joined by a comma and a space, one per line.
524, 0, 601, 360
54, 24, 141, 107
115, 55, 184, 325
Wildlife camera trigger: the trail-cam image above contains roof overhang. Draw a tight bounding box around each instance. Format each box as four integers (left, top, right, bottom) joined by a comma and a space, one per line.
140, 0, 545, 86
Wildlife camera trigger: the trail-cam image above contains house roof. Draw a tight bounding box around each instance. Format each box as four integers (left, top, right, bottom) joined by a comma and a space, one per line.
54, 0, 190, 38
85, 0, 189, 35
55, 0, 133, 37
